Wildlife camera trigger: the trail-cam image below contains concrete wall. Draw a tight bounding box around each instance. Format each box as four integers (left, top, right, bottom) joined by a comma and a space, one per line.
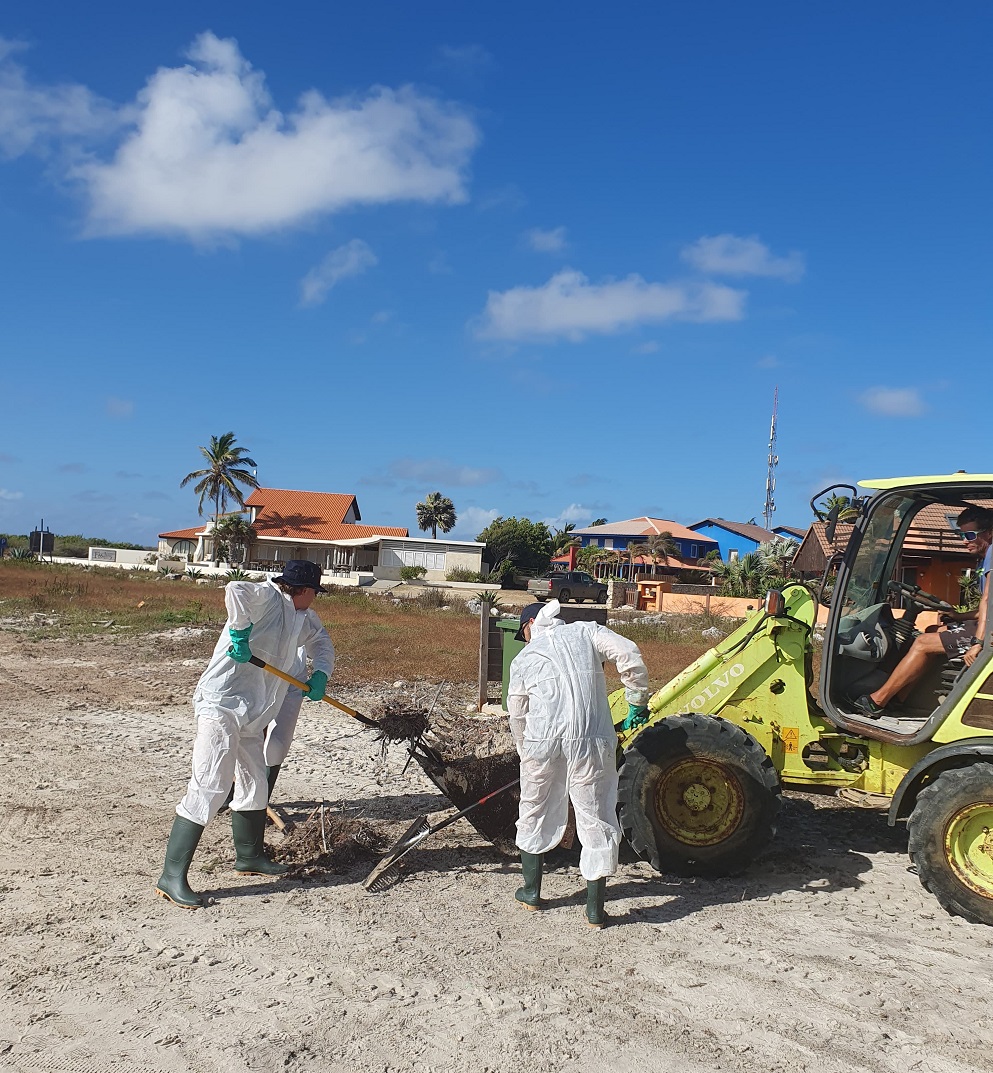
444, 549, 484, 573
89, 547, 152, 566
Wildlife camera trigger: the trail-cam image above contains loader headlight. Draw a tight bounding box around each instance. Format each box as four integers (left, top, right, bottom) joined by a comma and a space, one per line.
764, 589, 786, 617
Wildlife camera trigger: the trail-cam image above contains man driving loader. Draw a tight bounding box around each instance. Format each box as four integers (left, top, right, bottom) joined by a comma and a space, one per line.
850, 507, 993, 718
507, 599, 649, 928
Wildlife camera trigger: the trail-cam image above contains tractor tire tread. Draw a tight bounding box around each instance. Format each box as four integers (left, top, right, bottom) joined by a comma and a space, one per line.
907, 762, 993, 926
618, 714, 780, 877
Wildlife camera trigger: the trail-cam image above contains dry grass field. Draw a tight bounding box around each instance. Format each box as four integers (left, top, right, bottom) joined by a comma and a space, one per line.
0, 561, 712, 691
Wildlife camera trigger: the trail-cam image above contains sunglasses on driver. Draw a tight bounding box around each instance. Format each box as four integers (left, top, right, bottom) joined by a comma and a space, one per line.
957, 530, 981, 541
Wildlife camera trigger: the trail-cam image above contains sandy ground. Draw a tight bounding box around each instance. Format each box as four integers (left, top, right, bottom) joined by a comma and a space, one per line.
2, 627, 993, 1073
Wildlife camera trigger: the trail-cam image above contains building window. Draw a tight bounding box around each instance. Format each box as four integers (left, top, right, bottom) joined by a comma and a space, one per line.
604, 539, 613, 550
690, 544, 698, 558
729, 549, 739, 561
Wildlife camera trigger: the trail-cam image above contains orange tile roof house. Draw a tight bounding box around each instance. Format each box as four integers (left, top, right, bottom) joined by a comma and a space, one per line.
159, 487, 485, 584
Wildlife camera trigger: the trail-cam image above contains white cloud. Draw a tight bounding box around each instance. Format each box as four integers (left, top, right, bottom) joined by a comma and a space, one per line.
858, 386, 926, 417
0, 37, 125, 158
543, 504, 597, 530
476, 269, 745, 342
681, 234, 805, 282
436, 45, 494, 73
300, 239, 377, 307
451, 505, 500, 540
5, 32, 479, 241
524, 226, 567, 253
0, 487, 23, 500
391, 458, 500, 487
756, 354, 780, 368
427, 251, 453, 275
106, 396, 134, 418
631, 340, 660, 355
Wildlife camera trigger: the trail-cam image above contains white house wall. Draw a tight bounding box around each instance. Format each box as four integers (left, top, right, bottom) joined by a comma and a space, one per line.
376, 539, 484, 582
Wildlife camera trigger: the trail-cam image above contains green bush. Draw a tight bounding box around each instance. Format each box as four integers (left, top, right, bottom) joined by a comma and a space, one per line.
224, 568, 258, 581
445, 566, 485, 583
8, 547, 36, 561
400, 565, 428, 581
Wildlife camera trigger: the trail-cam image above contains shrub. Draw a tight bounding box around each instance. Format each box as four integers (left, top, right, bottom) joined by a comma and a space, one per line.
445, 566, 485, 583
8, 548, 36, 561
224, 568, 257, 581
412, 583, 455, 609
400, 565, 428, 582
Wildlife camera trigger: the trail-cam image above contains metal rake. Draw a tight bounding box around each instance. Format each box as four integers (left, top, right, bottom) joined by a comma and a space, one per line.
362, 778, 520, 892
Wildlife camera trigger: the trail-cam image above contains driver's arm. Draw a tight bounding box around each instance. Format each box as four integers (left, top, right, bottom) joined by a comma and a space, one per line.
964, 582, 990, 667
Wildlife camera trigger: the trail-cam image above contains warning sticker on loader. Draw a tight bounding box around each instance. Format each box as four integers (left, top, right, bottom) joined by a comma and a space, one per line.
779, 727, 799, 753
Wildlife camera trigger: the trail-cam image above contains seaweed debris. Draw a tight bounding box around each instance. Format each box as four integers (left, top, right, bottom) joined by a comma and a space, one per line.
272, 805, 385, 879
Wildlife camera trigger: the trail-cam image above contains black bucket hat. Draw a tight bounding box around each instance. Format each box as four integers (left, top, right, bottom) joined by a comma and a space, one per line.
273, 559, 327, 593
514, 602, 546, 641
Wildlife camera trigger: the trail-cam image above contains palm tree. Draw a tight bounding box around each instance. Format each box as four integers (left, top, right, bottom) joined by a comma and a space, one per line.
213, 514, 256, 565
626, 541, 649, 578
551, 524, 580, 556
416, 491, 457, 539
712, 552, 766, 597
645, 532, 679, 573
180, 432, 259, 565
823, 493, 860, 522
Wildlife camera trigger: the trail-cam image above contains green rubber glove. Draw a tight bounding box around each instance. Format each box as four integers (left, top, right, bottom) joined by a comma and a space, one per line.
303, 669, 328, 701
227, 625, 254, 663
620, 704, 649, 732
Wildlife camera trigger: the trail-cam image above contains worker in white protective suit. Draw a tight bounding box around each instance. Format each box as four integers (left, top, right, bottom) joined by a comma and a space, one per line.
507, 600, 650, 928
155, 560, 334, 909
218, 638, 330, 812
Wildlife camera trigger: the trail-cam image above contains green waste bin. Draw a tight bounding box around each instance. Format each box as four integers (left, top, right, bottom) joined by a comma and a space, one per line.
496, 617, 525, 710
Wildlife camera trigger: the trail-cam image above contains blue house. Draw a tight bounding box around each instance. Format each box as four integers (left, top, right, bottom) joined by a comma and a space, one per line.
571, 517, 719, 577
688, 518, 801, 562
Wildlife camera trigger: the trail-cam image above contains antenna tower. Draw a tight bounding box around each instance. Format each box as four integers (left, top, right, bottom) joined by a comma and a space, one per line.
763, 387, 779, 531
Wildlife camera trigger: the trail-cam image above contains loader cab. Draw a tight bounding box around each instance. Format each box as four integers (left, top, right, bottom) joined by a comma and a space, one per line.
817, 476, 993, 741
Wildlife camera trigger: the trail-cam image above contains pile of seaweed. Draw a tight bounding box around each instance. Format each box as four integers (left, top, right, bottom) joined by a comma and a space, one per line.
272, 805, 385, 879
373, 702, 431, 750
385, 703, 521, 851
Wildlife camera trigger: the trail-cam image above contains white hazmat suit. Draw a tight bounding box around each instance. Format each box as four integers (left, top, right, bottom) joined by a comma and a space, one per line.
176, 581, 334, 825
262, 637, 330, 768
507, 600, 649, 880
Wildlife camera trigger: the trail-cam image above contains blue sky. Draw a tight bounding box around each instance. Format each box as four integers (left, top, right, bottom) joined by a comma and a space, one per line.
1, 3, 990, 546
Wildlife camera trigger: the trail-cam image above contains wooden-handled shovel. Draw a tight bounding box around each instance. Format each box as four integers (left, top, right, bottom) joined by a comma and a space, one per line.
244, 654, 380, 728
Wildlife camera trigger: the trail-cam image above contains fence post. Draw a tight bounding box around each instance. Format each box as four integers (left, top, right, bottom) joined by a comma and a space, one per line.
478, 597, 490, 711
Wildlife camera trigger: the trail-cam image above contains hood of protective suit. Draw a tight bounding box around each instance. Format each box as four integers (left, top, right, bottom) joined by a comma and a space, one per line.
528, 599, 563, 640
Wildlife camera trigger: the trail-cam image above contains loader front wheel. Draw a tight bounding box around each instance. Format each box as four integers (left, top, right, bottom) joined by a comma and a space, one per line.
618, 715, 780, 877
907, 763, 993, 926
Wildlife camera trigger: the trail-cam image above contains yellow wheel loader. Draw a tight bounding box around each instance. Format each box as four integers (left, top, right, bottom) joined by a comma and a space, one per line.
612, 473, 993, 925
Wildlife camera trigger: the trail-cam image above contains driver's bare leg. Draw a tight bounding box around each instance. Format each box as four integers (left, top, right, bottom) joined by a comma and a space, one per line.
869, 632, 946, 708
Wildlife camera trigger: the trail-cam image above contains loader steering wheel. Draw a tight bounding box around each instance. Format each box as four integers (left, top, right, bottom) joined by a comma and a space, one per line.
887, 579, 956, 614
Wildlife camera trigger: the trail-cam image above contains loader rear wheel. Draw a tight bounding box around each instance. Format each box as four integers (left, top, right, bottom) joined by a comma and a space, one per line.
907, 763, 993, 926
618, 715, 780, 877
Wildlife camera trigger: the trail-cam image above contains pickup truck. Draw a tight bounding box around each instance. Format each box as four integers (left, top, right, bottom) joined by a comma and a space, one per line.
526, 570, 608, 604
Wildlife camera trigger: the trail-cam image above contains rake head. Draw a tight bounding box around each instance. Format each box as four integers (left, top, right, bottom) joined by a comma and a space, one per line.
361, 815, 431, 892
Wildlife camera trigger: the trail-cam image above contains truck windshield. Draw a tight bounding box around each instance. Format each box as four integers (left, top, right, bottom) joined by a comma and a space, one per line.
840, 492, 916, 615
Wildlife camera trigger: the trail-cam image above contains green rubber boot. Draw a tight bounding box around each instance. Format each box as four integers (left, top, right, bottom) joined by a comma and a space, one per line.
231, 809, 288, 877
266, 764, 281, 800
155, 815, 205, 909
586, 878, 607, 929
515, 851, 543, 910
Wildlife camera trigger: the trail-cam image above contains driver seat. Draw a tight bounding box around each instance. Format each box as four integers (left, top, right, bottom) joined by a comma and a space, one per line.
936, 657, 966, 704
